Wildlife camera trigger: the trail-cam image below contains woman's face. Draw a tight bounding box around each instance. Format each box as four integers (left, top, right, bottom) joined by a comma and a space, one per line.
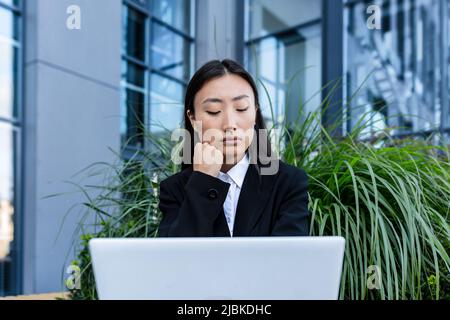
188, 74, 257, 165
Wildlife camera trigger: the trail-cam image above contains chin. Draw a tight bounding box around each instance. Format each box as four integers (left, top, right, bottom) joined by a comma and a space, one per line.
223, 150, 245, 164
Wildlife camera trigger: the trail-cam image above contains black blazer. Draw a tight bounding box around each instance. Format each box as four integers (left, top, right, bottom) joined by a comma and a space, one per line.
157, 159, 309, 237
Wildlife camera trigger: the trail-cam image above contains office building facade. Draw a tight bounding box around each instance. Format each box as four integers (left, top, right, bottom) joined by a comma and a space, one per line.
0, 0, 449, 295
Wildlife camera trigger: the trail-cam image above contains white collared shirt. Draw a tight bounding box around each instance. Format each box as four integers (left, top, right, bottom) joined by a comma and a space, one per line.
217, 153, 250, 237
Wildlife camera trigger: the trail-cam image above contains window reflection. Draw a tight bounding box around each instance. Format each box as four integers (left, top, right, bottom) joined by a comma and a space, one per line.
122, 60, 146, 88
150, 0, 192, 33
122, 6, 147, 62
344, 0, 448, 136
247, 0, 321, 40
121, 1, 194, 150
0, 0, 20, 7
0, 7, 19, 41
149, 73, 184, 134
0, 0, 20, 298
121, 87, 146, 148
246, 0, 322, 130
0, 201, 14, 260
151, 21, 191, 82
0, 42, 18, 120
0, 123, 14, 263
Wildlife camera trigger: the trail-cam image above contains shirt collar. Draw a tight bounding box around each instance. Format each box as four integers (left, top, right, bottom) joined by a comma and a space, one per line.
219, 152, 250, 188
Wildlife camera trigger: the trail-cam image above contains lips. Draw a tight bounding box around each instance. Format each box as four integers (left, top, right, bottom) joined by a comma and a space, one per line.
221, 137, 241, 146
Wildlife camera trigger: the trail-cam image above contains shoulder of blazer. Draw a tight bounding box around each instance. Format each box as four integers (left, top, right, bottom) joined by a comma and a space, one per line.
159, 166, 193, 193
277, 160, 308, 182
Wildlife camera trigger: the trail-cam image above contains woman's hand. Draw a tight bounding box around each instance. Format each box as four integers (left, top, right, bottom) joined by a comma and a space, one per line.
193, 139, 223, 178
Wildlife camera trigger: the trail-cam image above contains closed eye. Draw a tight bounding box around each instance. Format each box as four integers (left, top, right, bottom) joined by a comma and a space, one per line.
207, 107, 249, 115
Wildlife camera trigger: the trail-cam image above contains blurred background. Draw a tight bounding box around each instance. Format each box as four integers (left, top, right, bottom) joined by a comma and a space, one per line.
0, 0, 449, 296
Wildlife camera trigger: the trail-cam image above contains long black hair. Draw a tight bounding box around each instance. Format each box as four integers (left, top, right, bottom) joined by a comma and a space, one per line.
181, 59, 273, 174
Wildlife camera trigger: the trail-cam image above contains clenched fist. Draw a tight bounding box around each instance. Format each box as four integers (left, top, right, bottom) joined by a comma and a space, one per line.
193, 141, 223, 178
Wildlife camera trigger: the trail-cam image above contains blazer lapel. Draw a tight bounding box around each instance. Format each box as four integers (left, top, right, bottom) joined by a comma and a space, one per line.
180, 162, 277, 237
233, 163, 277, 236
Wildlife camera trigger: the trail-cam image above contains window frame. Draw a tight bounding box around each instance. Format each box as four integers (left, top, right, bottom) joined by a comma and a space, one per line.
243, 0, 323, 130
0, 0, 24, 296
121, 0, 196, 156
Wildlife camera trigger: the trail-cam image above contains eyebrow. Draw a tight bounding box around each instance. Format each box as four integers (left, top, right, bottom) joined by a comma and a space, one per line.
202, 94, 250, 105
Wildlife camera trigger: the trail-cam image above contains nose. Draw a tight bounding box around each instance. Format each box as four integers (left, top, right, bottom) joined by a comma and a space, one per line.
222, 109, 237, 132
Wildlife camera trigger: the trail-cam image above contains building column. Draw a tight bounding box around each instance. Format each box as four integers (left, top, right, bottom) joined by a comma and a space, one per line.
321, 0, 344, 137
195, 0, 242, 68
23, 0, 122, 293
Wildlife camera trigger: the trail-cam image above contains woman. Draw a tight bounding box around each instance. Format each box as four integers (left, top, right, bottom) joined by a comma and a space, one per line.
157, 59, 309, 237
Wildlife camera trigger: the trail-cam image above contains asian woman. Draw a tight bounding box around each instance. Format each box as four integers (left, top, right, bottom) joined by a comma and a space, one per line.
157, 59, 309, 237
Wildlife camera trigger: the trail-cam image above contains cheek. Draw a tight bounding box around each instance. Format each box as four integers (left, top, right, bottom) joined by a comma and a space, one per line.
195, 115, 213, 130
194, 116, 215, 136
240, 129, 255, 150
240, 113, 256, 146
197, 118, 223, 147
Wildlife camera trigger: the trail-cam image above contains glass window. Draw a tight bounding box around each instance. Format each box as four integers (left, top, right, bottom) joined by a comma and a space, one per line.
0, 1, 21, 297
151, 21, 191, 82
247, 0, 321, 40
122, 88, 146, 148
246, 0, 322, 131
150, 0, 192, 33
149, 73, 184, 134
344, 0, 449, 137
122, 60, 146, 88
0, 122, 17, 296
0, 7, 19, 41
0, 41, 19, 119
121, 59, 148, 148
122, 6, 147, 62
0, 0, 20, 7
121, 1, 194, 151
0, 123, 15, 260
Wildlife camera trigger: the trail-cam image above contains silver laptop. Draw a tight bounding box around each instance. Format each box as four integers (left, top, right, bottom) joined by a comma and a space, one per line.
89, 236, 345, 300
